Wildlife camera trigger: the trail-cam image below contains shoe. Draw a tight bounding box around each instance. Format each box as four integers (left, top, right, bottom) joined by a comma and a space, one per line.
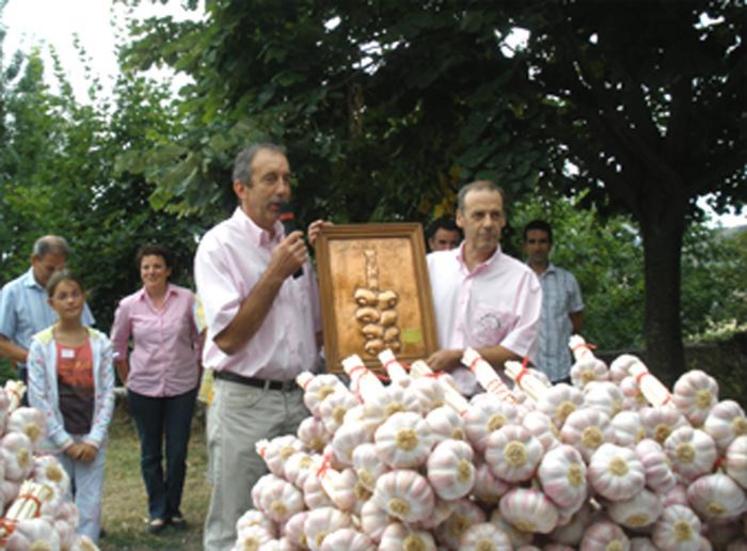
170, 516, 187, 530
147, 518, 167, 534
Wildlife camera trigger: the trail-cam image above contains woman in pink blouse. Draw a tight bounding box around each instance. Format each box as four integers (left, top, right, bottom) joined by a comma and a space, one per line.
110, 244, 202, 533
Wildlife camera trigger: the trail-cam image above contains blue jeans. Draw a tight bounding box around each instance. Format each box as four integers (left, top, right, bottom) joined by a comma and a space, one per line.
127, 387, 197, 521
58, 438, 107, 542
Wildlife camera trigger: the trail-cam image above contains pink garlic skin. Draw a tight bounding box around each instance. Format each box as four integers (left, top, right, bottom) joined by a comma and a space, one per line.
580, 520, 630, 551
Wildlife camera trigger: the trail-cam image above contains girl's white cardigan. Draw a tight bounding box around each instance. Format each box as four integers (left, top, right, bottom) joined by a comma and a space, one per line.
27, 326, 115, 452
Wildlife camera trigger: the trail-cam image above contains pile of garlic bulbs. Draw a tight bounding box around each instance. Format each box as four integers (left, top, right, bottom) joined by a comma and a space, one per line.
233, 340, 746, 550
0, 381, 98, 551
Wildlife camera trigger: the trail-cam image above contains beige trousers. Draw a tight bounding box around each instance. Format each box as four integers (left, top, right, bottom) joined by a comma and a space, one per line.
202, 378, 307, 551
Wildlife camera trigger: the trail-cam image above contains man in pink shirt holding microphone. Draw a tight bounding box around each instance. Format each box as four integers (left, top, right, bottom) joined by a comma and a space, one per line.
194, 143, 327, 550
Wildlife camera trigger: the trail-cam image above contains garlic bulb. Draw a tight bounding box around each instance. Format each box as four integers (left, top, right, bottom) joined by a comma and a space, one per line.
235, 523, 274, 551
259, 435, 304, 477
560, 407, 612, 462
379, 523, 437, 551
570, 357, 610, 389
331, 419, 372, 467
359, 499, 391, 543
584, 381, 625, 418
297, 416, 331, 453
620, 376, 648, 409
415, 499, 455, 530
30, 455, 70, 516
319, 389, 359, 434
652, 504, 702, 551
258, 476, 305, 523
607, 488, 663, 529
588, 443, 646, 501
343, 404, 380, 439
537, 444, 587, 511
300, 373, 347, 417
687, 473, 746, 522
1, 432, 34, 482
537, 384, 585, 429
472, 460, 511, 505
609, 353, 640, 383
704, 400, 747, 451
635, 438, 676, 493
499, 487, 559, 534
236, 509, 276, 537
435, 498, 487, 549
318, 466, 361, 511
459, 522, 512, 551
640, 406, 688, 445
580, 520, 630, 551
672, 370, 718, 427
726, 435, 747, 488
372, 469, 435, 524
7, 407, 46, 450
630, 538, 659, 551
366, 383, 421, 420
320, 528, 375, 551
664, 426, 717, 483
303, 506, 352, 551
425, 405, 466, 444
489, 510, 534, 548
0, 480, 20, 508
303, 470, 334, 509
352, 442, 388, 491
408, 377, 446, 413
549, 503, 595, 547
4, 518, 60, 551
484, 424, 543, 483
374, 411, 433, 469
284, 451, 320, 489
463, 400, 519, 452
611, 410, 646, 447
522, 410, 560, 452
426, 439, 475, 500
662, 483, 689, 507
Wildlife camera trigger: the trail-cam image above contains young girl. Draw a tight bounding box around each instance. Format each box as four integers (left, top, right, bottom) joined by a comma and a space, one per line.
27, 270, 115, 542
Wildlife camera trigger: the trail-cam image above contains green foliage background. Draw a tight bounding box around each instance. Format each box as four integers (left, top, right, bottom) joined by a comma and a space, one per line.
0, 0, 745, 382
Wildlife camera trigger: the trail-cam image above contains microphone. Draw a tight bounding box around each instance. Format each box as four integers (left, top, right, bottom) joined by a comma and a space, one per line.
278, 202, 304, 279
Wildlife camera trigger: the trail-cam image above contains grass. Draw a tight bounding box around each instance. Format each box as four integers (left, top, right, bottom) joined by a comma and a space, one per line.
99, 402, 211, 550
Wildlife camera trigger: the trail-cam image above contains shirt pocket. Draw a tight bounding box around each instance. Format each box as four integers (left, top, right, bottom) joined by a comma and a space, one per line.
467, 304, 517, 348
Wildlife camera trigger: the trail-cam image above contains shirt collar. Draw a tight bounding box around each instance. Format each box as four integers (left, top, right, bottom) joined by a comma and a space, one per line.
136, 283, 177, 302
537, 262, 558, 277
22, 268, 44, 290
231, 207, 283, 248
456, 243, 502, 273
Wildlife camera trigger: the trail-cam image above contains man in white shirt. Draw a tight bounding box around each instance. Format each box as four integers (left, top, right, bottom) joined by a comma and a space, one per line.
426, 181, 542, 394
523, 219, 584, 383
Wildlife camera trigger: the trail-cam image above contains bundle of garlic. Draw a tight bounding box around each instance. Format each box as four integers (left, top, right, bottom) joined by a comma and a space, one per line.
233, 344, 746, 550
0, 382, 100, 551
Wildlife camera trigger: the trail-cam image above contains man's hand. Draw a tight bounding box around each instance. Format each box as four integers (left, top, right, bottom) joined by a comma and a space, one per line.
268, 230, 308, 280
426, 349, 463, 371
307, 219, 333, 248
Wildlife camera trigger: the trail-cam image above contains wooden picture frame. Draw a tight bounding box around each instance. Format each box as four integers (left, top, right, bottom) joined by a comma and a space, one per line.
315, 223, 438, 373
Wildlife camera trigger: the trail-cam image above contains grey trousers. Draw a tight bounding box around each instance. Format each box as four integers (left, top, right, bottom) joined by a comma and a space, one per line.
202, 379, 307, 551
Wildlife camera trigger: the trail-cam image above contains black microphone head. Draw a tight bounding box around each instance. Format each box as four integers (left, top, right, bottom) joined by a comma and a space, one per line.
278, 201, 296, 234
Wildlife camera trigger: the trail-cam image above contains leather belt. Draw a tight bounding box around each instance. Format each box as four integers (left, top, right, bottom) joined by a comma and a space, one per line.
213, 370, 295, 391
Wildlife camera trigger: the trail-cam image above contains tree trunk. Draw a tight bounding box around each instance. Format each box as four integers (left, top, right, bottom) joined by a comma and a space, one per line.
639, 191, 687, 386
